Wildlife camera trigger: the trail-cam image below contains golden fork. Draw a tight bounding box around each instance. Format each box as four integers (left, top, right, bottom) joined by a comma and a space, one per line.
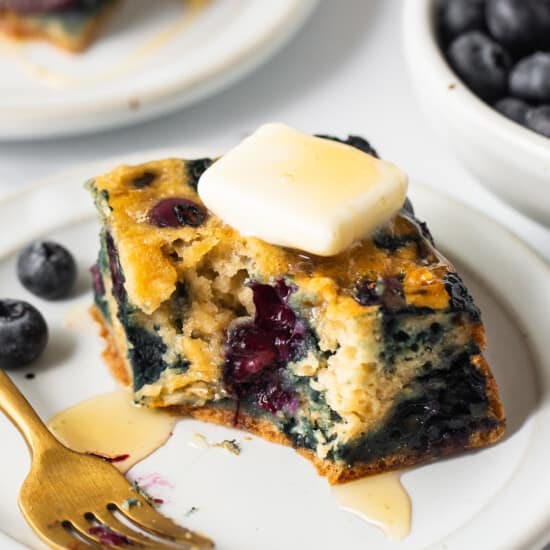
0, 369, 214, 549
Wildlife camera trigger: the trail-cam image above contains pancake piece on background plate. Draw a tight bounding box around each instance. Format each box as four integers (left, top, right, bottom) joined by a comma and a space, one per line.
0, 0, 119, 52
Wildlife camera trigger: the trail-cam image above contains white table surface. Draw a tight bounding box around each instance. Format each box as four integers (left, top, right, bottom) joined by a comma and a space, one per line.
0, 0, 548, 262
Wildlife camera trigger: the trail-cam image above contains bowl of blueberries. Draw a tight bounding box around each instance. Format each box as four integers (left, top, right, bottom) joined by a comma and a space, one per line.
403, 0, 550, 227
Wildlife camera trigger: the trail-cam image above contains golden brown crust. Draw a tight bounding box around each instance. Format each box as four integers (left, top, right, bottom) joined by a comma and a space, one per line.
472, 354, 506, 428
91, 306, 505, 485
0, 2, 117, 52
186, 405, 504, 484
90, 306, 131, 387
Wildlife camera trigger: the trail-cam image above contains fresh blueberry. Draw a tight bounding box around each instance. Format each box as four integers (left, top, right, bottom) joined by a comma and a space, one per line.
509, 53, 550, 102
525, 105, 550, 137
494, 97, 530, 123
437, 0, 486, 43
149, 198, 207, 228
17, 241, 77, 300
447, 31, 511, 101
486, 0, 550, 53
0, 300, 48, 369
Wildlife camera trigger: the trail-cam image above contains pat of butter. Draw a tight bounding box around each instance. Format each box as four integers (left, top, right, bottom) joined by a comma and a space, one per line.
198, 123, 408, 256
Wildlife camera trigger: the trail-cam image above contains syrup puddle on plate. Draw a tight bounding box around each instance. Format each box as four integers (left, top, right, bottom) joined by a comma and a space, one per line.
2, 0, 211, 88
332, 471, 411, 540
49, 392, 410, 539
48, 391, 176, 473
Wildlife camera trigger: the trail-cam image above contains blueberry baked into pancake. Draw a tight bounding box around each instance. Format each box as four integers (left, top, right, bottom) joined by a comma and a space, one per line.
0, 0, 118, 52
88, 124, 505, 484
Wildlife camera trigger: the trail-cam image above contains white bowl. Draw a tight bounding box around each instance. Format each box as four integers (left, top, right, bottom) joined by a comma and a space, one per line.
402, 0, 550, 227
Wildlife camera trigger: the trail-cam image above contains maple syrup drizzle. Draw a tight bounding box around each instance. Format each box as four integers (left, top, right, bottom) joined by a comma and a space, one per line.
48, 391, 176, 473
332, 472, 411, 540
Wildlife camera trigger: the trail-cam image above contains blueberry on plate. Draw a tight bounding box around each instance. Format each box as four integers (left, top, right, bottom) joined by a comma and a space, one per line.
437, 0, 486, 43
509, 53, 550, 102
525, 105, 550, 137
447, 31, 511, 102
17, 241, 77, 300
0, 300, 48, 369
486, 0, 550, 53
494, 97, 530, 124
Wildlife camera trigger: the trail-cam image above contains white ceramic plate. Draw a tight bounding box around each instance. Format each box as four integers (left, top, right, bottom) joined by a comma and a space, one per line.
0, 0, 317, 140
0, 150, 549, 550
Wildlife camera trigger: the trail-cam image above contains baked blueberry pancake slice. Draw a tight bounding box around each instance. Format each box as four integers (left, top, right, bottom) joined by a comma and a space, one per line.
87, 125, 505, 484
0, 0, 118, 52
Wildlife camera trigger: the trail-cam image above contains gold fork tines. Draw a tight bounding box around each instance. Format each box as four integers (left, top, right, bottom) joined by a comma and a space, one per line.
0, 369, 214, 549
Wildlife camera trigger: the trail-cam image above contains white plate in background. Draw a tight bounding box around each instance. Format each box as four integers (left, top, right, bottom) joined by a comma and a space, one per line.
0, 151, 549, 549
0, 0, 317, 140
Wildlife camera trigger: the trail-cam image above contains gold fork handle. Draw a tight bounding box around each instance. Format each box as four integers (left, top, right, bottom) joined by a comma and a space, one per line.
0, 369, 59, 456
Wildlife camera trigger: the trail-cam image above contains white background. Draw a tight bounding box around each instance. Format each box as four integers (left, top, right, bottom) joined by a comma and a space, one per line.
0, 0, 548, 262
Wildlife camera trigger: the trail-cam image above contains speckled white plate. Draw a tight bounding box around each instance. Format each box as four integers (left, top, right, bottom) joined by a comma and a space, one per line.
0, 0, 317, 140
0, 149, 549, 550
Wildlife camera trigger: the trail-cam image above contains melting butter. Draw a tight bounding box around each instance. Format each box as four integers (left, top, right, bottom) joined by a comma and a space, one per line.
48, 391, 176, 473
198, 123, 408, 257
332, 472, 411, 540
